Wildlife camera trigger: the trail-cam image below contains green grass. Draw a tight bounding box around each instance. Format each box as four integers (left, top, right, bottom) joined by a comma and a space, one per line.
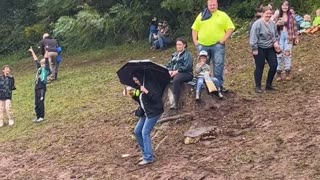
0, 42, 151, 143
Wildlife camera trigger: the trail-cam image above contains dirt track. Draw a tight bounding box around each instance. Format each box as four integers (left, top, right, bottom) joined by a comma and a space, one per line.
1, 35, 320, 179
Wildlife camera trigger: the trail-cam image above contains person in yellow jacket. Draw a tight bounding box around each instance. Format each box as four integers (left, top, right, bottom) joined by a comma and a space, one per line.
191, 0, 235, 93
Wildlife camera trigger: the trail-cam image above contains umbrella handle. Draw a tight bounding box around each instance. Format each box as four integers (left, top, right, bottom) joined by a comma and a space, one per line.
143, 71, 145, 86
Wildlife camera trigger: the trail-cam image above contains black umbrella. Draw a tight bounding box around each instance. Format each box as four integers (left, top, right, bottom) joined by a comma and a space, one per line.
116, 59, 171, 89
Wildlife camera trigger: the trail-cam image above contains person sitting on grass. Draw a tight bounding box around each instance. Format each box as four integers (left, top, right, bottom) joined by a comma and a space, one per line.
28, 46, 51, 123
306, 9, 320, 34
0, 65, 16, 127
299, 14, 312, 34
149, 16, 158, 49
290, 7, 304, 28
153, 21, 173, 51
195, 50, 222, 100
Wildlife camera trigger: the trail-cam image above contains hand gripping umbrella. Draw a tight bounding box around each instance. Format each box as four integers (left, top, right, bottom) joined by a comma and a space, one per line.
116, 59, 171, 89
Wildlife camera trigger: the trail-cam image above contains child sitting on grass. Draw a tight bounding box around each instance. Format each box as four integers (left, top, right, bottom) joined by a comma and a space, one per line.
195, 50, 223, 100
28, 46, 51, 123
0, 65, 16, 127
299, 14, 312, 34
306, 9, 320, 34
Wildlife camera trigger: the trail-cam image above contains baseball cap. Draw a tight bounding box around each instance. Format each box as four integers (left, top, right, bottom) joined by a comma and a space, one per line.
199, 50, 208, 57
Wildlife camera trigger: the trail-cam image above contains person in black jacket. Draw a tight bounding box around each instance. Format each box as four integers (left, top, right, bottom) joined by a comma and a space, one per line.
131, 71, 164, 165
166, 37, 194, 109
0, 65, 16, 127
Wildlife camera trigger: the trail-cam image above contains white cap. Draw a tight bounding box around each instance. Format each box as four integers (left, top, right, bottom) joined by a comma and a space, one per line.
199, 50, 208, 57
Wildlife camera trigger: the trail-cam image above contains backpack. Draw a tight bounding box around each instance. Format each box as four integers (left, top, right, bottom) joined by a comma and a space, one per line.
56, 46, 63, 63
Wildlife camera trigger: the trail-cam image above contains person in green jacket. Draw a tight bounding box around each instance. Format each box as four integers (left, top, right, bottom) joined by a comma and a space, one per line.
306, 9, 320, 34
28, 46, 51, 123
166, 37, 194, 109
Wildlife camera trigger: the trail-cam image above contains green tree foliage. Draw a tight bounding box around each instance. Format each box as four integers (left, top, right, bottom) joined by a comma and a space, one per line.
54, 6, 105, 49
1, 0, 320, 55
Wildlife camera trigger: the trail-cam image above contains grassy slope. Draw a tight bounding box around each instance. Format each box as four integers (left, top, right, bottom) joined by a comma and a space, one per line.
1, 34, 320, 179
0, 43, 154, 142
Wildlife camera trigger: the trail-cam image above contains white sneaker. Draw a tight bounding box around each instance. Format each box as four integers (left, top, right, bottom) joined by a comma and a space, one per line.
36, 117, 45, 123
8, 120, 14, 126
32, 117, 38, 123
0, 120, 3, 127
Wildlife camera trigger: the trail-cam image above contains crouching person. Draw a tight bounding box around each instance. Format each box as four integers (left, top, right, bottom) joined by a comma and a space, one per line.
130, 72, 164, 165
28, 47, 51, 123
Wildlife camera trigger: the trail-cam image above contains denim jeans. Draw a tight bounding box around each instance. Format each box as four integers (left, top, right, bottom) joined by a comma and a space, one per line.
197, 43, 226, 88
196, 77, 219, 93
158, 36, 172, 49
277, 31, 293, 71
134, 114, 161, 162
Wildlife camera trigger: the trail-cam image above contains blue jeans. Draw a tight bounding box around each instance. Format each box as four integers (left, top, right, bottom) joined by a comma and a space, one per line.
277, 31, 293, 71
196, 77, 219, 93
197, 43, 226, 88
158, 36, 172, 49
134, 114, 161, 162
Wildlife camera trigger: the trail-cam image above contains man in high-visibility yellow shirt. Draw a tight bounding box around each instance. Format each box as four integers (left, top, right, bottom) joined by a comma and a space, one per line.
191, 0, 235, 94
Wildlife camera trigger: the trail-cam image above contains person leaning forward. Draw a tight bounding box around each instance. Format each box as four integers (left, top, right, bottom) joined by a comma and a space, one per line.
191, 0, 235, 93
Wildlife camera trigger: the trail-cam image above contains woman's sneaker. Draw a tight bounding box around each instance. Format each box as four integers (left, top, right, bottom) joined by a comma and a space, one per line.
0, 120, 3, 127
138, 160, 154, 166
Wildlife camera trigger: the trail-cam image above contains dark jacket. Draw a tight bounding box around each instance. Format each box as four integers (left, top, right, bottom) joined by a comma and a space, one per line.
35, 58, 51, 89
0, 75, 16, 100
39, 37, 58, 56
167, 50, 194, 74
132, 74, 164, 118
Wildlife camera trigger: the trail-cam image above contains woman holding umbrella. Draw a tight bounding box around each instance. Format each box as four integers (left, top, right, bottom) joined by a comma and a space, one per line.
167, 37, 194, 109
130, 71, 164, 165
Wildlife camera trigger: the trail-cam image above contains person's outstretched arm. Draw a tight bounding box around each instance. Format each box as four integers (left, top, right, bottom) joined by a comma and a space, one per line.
28, 46, 38, 61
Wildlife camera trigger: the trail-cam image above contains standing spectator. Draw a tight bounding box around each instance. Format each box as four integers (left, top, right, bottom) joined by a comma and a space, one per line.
166, 38, 194, 109
274, 0, 299, 81
39, 33, 58, 81
130, 71, 164, 165
149, 16, 158, 49
28, 47, 51, 123
250, 6, 280, 93
55, 46, 63, 80
0, 65, 16, 127
191, 0, 235, 93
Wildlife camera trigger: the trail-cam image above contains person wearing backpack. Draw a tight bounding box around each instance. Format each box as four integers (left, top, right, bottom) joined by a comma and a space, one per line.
39, 33, 59, 81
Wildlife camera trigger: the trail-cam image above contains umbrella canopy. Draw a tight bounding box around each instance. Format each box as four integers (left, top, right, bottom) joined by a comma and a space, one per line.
116, 59, 171, 89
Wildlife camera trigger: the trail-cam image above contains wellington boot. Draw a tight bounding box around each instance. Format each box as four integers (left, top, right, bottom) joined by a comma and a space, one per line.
195, 91, 200, 100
